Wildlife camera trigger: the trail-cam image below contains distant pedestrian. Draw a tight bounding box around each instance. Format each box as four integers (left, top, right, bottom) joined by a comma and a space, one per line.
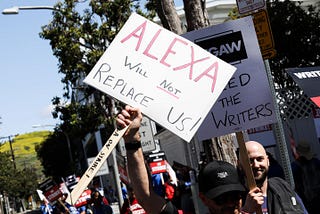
120, 186, 147, 214
89, 190, 113, 214
40, 199, 53, 214
291, 141, 320, 214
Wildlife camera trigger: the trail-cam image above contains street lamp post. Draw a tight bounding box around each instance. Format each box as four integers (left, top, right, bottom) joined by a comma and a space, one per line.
2, 6, 55, 15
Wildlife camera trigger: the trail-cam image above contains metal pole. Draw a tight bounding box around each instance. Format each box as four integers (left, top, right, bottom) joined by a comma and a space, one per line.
111, 100, 124, 207
264, 60, 295, 187
8, 136, 16, 170
62, 132, 73, 163
0, 136, 16, 170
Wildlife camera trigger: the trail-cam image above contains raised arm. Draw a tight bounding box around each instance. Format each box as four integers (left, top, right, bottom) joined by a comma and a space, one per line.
116, 105, 167, 213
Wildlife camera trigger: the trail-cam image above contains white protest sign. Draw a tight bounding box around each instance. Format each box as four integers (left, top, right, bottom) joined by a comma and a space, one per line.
84, 13, 236, 142
182, 16, 277, 140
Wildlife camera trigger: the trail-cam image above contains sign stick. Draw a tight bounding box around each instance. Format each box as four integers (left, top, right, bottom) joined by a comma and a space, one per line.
236, 131, 262, 214
66, 126, 129, 205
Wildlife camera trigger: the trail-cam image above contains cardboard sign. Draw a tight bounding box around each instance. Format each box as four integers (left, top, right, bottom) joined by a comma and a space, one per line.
182, 16, 276, 140
66, 126, 129, 205
287, 66, 320, 107
84, 13, 236, 142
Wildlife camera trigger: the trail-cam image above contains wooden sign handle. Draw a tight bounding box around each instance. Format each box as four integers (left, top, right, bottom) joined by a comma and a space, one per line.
236, 132, 263, 214
66, 126, 129, 205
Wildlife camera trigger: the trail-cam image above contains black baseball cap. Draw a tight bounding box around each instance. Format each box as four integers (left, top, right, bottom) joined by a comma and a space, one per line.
198, 160, 245, 199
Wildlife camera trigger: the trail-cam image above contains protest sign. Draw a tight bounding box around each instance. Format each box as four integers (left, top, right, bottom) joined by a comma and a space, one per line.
39, 178, 63, 203
287, 66, 320, 108
182, 16, 277, 140
84, 13, 236, 142
69, 13, 236, 205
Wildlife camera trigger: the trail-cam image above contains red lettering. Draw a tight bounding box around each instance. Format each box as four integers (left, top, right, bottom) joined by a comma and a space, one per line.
143, 29, 162, 60
120, 19, 222, 94
160, 38, 188, 67
194, 62, 219, 93
120, 21, 147, 51
173, 46, 210, 79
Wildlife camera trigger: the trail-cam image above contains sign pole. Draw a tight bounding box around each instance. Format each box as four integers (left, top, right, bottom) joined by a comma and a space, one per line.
66, 126, 129, 205
236, 131, 263, 214
264, 60, 294, 187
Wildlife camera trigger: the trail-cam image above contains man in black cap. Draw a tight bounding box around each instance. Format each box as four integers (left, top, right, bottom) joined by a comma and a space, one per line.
116, 105, 246, 214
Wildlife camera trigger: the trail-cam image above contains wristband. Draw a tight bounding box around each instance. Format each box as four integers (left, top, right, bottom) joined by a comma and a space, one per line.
125, 141, 142, 150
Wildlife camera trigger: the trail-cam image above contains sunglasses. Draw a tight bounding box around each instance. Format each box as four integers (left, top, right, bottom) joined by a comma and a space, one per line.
212, 191, 243, 205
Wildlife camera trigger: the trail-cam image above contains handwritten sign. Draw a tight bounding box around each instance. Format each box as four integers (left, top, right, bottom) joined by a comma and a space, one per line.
84, 13, 236, 142
66, 126, 129, 205
182, 16, 277, 140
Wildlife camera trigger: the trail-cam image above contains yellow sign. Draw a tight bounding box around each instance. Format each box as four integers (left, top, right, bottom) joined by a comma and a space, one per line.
252, 9, 276, 59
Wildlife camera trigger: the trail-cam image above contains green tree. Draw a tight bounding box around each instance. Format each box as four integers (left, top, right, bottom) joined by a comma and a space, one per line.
38, 0, 155, 178
0, 152, 15, 194
0, 152, 38, 200
36, 132, 72, 179
268, 0, 320, 89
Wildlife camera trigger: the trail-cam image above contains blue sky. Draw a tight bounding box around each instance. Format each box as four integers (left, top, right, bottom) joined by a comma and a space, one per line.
0, 0, 183, 139
0, 0, 62, 138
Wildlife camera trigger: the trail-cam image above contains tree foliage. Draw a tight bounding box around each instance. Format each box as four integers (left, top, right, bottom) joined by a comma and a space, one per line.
0, 152, 38, 199
268, 0, 320, 90
38, 0, 155, 178
35, 132, 72, 179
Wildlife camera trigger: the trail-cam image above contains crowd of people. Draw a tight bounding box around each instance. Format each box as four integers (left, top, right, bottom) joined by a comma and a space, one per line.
40, 186, 114, 214
115, 105, 320, 214
40, 104, 320, 214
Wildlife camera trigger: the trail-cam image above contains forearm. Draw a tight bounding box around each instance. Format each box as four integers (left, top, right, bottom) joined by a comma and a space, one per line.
117, 106, 167, 213
126, 147, 166, 213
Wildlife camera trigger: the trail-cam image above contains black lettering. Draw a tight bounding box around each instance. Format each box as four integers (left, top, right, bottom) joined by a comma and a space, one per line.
239, 73, 250, 86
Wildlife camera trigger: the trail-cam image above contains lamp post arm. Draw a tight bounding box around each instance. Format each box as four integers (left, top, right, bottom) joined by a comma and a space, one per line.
2, 6, 56, 15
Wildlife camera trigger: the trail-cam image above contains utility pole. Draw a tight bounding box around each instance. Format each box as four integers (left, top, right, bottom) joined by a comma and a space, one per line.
0, 135, 17, 170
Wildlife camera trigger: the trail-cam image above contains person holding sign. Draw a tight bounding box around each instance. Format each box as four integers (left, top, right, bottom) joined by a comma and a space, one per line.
116, 105, 246, 214
239, 141, 308, 214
